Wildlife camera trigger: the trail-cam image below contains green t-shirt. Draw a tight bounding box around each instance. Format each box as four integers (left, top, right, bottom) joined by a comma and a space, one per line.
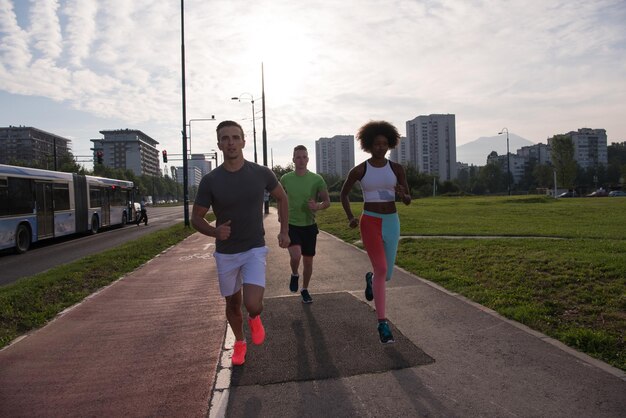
280, 171, 327, 226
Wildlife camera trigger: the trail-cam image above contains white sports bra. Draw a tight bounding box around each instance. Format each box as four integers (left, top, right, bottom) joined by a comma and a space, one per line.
360, 160, 397, 202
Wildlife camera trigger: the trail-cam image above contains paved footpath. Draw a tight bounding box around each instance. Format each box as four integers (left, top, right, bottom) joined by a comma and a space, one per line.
1, 208, 625, 418
0, 232, 226, 417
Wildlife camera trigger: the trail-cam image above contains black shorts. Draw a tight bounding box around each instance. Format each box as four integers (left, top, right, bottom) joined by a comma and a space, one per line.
288, 224, 319, 256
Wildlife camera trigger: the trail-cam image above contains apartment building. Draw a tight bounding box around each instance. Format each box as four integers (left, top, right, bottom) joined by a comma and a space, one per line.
315, 135, 355, 178
91, 129, 160, 176
0, 126, 71, 168
542, 128, 608, 171
174, 166, 202, 187
486, 151, 526, 184
189, 154, 213, 178
389, 137, 409, 166
406, 114, 457, 181
567, 128, 608, 169
517, 143, 552, 166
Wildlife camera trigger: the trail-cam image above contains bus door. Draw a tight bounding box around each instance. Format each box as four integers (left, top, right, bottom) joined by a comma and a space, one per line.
35, 181, 54, 239
101, 188, 111, 226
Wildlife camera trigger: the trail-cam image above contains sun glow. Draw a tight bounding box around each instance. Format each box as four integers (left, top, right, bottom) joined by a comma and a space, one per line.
246, 20, 317, 102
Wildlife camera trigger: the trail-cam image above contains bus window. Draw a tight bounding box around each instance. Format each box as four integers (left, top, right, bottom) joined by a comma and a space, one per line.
8, 178, 34, 215
112, 187, 125, 206
0, 178, 8, 216
90, 187, 101, 208
53, 183, 71, 211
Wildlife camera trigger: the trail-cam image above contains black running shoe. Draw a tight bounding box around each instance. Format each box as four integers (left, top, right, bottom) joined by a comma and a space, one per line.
377, 321, 395, 344
289, 274, 299, 293
365, 272, 373, 301
301, 289, 313, 304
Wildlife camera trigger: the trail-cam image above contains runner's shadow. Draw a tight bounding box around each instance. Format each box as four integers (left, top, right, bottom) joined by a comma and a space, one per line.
231, 292, 433, 386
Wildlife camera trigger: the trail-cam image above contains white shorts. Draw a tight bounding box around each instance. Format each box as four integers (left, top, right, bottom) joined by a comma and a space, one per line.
213, 246, 269, 297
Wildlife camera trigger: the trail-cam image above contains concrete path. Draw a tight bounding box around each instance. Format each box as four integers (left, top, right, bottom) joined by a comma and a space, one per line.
223, 209, 626, 417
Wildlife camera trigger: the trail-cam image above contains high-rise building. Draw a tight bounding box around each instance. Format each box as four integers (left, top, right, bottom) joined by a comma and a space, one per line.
91, 129, 160, 176
175, 166, 202, 187
189, 154, 212, 177
406, 114, 457, 180
389, 137, 409, 166
486, 151, 526, 184
518, 143, 552, 166
566, 128, 608, 169
0, 126, 71, 168
315, 135, 355, 178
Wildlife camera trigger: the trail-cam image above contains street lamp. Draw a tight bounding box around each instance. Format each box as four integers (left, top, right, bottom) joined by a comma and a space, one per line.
498, 127, 511, 196
180, 0, 189, 226
188, 116, 216, 155
231, 93, 257, 163
261, 63, 269, 214
180, 116, 216, 225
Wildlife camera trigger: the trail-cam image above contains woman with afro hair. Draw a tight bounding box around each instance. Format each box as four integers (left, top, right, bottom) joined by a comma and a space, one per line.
340, 120, 411, 344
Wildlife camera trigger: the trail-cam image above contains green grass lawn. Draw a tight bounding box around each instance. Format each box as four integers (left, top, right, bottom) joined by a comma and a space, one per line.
317, 196, 626, 371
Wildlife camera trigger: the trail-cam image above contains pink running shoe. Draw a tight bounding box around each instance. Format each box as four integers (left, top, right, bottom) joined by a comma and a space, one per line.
248, 315, 265, 345
232, 341, 247, 366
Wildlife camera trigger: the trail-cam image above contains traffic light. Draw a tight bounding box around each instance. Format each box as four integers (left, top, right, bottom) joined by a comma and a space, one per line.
96, 151, 103, 164
162, 150, 168, 163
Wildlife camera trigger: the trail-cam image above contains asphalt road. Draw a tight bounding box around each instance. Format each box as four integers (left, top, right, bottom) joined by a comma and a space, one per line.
0, 205, 185, 286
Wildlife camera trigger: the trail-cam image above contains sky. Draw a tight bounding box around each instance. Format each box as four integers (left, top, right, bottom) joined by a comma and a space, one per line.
1, 0, 625, 173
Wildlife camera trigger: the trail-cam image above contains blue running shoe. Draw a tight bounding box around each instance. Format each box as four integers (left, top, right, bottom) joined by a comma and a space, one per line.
377, 321, 395, 344
301, 289, 313, 304
365, 272, 373, 301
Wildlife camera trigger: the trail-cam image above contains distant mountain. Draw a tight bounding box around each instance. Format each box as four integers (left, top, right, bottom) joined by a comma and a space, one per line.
457, 134, 535, 166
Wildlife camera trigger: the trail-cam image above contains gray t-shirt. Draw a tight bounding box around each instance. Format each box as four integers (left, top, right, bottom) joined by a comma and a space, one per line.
195, 161, 278, 254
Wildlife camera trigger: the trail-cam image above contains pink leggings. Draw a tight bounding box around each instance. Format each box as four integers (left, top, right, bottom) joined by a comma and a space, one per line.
360, 211, 400, 320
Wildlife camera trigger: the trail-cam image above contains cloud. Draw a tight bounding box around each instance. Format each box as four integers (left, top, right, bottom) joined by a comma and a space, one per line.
0, 0, 625, 170
28, 0, 62, 60
63, 0, 98, 67
0, 0, 31, 70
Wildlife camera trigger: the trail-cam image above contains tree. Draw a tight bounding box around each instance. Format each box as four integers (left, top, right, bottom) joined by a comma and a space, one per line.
478, 163, 504, 194
272, 163, 293, 179
403, 164, 437, 197
439, 180, 460, 195
456, 166, 471, 192
532, 163, 554, 189
519, 158, 538, 191
320, 172, 342, 191
607, 142, 626, 187
550, 134, 577, 189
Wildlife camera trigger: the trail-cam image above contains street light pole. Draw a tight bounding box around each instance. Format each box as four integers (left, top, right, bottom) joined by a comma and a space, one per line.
499, 127, 511, 196
188, 116, 216, 156
231, 94, 257, 163
180, 0, 190, 226
261, 63, 269, 214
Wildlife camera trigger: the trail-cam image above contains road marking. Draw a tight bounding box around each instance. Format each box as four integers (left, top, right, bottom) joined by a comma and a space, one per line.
178, 251, 213, 261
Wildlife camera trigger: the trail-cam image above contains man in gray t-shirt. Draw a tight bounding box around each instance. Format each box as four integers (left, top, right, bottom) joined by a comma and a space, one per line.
195, 161, 277, 254
191, 120, 290, 367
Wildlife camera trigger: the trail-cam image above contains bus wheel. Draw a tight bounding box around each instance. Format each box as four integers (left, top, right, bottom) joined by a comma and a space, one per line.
15, 224, 31, 254
91, 215, 100, 234
121, 212, 128, 227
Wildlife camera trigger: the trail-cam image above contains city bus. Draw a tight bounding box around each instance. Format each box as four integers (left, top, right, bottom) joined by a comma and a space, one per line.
0, 164, 136, 253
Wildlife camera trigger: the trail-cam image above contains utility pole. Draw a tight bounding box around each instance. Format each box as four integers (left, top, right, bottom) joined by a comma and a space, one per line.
180, 0, 190, 226
262, 63, 269, 214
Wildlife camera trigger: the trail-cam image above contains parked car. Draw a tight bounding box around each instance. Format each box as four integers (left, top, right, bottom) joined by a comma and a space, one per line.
558, 190, 577, 198
608, 190, 626, 197
586, 189, 608, 197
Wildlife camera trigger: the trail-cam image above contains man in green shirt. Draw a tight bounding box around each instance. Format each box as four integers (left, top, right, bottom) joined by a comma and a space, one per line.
280, 145, 330, 303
